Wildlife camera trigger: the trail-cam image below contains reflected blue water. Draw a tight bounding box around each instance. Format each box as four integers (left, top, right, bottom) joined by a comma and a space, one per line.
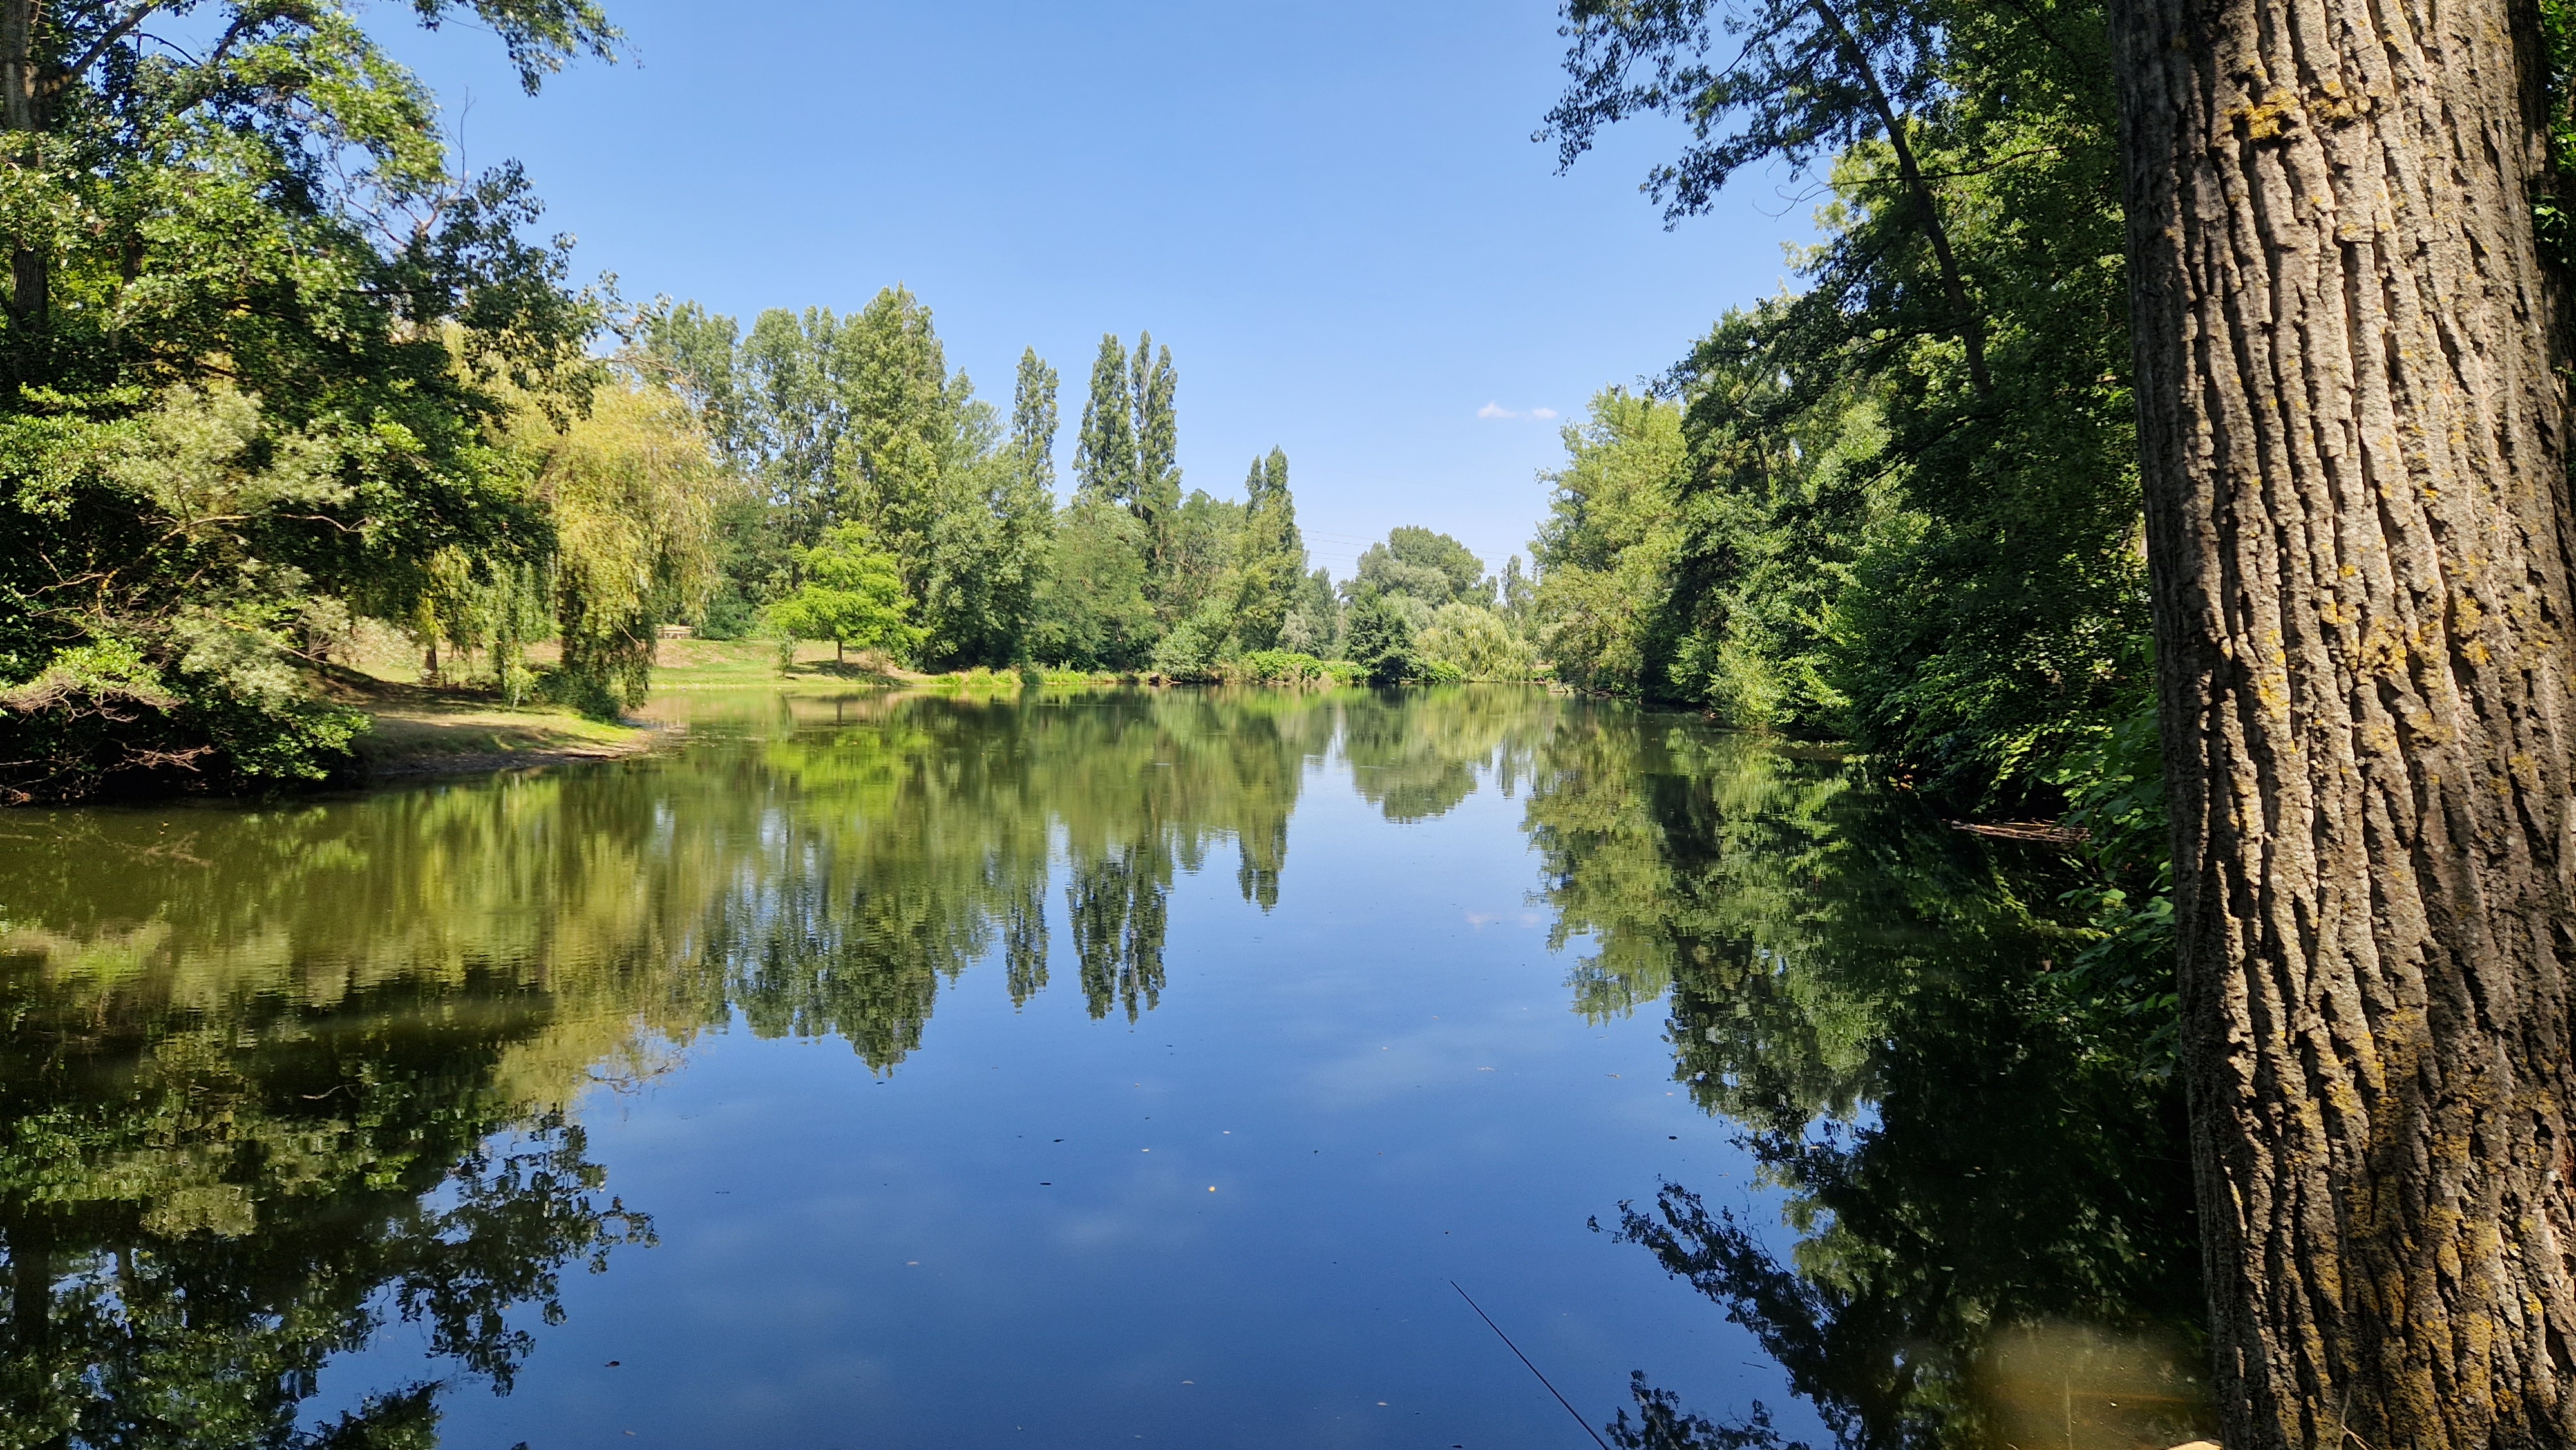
0, 686, 2201, 1449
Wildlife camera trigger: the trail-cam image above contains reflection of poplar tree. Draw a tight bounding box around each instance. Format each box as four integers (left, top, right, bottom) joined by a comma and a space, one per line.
1005, 878, 1051, 1008
1066, 849, 1171, 1022
1236, 831, 1285, 911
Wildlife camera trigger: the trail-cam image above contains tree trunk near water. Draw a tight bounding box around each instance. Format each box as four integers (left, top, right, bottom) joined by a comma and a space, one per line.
2105, 0, 2576, 1442
0, 0, 47, 333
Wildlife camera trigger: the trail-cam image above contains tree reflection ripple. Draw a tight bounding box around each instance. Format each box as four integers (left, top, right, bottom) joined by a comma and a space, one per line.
0, 686, 2207, 1447
1523, 719, 2213, 1449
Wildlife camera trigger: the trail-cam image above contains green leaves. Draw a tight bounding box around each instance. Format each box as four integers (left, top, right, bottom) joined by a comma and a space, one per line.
1417, 601, 1539, 681
0, 0, 620, 795
650, 292, 1056, 672
1343, 596, 1420, 685
1073, 333, 1136, 505
1350, 525, 1492, 610
1010, 347, 1059, 495
763, 523, 921, 663
1229, 447, 1306, 652
1546, 0, 1945, 221
1536, 0, 2145, 807
1030, 497, 1155, 670
1530, 388, 1690, 697
412, 0, 621, 95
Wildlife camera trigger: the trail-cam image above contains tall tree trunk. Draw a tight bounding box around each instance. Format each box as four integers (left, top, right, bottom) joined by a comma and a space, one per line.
2105, 0, 2576, 1442
0, 0, 47, 323
0, 0, 44, 332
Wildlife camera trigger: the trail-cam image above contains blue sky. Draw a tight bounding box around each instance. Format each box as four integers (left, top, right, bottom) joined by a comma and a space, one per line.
385, 0, 1811, 579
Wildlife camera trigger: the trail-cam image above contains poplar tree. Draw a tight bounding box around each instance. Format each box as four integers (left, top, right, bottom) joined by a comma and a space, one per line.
1231, 447, 1305, 651
842, 285, 953, 567
1010, 348, 1059, 494
1131, 334, 1183, 593
1132, 333, 1182, 523
1073, 334, 1136, 505
983, 348, 1061, 664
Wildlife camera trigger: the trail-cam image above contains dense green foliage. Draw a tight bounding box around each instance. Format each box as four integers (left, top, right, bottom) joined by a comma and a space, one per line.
0, 0, 743, 800
1532, 0, 2147, 818
1520, 6, 2233, 1437
1526, 0, 2179, 1156
0, 0, 1598, 807
1335, 525, 1537, 683
636, 290, 1051, 670
763, 522, 918, 664
1516, 714, 2206, 1449
641, 308, 1540, 684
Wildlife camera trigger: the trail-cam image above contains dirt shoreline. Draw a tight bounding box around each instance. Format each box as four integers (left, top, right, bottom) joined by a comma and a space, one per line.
341, 666, 674, 780
358, 720, 671, 778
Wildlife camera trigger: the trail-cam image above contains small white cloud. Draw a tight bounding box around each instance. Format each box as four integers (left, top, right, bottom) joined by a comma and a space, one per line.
1476, 401, 1516, 419
1530, 407, 1558, 420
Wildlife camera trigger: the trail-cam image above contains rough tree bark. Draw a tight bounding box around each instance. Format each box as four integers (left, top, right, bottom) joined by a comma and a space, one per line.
2105, 0, 2576, 1441
0, 1, 159, 334
0, 0, 48, 330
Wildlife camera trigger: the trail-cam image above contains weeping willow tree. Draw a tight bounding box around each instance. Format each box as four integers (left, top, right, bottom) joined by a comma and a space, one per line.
514, 379, 728, 716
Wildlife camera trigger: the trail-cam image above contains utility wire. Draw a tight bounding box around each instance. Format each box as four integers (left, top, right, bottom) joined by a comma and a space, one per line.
1450, 1280, 1614, 1450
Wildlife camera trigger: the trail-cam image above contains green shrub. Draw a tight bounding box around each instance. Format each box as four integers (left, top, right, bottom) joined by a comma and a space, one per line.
1344, 598, 1421, 686
1416, 602, 1538, 681
1149, 609, 1230, 683
1230, 650, 1357, 688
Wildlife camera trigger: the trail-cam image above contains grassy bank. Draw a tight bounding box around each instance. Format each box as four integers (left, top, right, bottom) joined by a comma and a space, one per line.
319, 672, 660, 778
328, 637, 1370, 782
646, 637, 918, 691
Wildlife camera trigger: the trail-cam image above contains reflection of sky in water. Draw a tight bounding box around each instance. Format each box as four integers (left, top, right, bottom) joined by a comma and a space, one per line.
303, 716, 1804, 1447
0, 687, 2204, 1449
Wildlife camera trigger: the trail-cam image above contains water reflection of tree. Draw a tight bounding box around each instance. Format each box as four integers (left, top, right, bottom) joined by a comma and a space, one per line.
1341, 684, 1552, 824
713, 691, 1340, 1044
621, 686, 1564, 1050
1522, 715, 2210, 1449
0, 685, 1564, 1444
0, 778, 737, 1447
0, 971, 655, 1447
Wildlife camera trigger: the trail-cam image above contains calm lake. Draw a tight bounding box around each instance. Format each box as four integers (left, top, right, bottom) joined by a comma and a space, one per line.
0, 686, 2213, 1449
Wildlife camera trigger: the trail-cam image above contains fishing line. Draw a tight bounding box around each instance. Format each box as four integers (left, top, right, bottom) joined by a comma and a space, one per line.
1449, 1279, 1614, 1450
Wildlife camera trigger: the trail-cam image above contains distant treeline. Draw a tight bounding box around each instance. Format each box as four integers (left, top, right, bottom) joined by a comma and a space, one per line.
627, 290, 1542, 688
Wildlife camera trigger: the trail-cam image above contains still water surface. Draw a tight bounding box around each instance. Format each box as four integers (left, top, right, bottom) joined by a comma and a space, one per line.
0, 686, 2210, 1449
